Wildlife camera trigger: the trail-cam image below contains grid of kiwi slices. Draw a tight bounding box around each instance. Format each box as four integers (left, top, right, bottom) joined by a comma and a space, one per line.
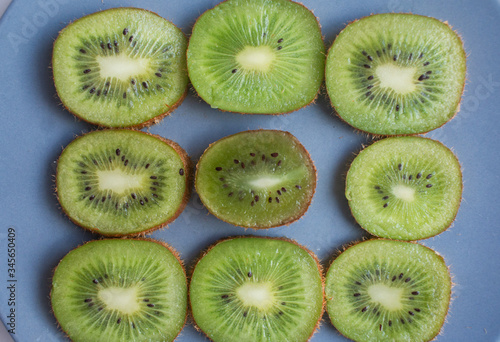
47, 3, 467, 342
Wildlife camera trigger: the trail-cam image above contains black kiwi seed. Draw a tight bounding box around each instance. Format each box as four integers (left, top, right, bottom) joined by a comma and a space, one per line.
84, 298, 92, 302
179, 168, 184, 176
147, 303, 155, 307
155, 72, 162, 77
426, 184, 433, 188
278, 38, 283, 43
221, 294, 228, 299
426, 174, 433, 179
79, 48, 86, 54
117, 318, 121, 324
275, 197, 280, 203
268, 197, 272, 203
216, 167, 222, 171
417, 172, 422, 179
271, 152, 278, 157
232, 69, 237, 73
247, 271, 252, 277
295, 185, 301, 189
243, 312, 247, 317
123, 28, 128, 35
92, 279, 98, 284
277, 46, 282, 50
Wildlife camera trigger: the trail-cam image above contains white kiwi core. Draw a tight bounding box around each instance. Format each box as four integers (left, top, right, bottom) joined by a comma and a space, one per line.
367, 283, 404, 311
236, 46, 275, 72
98, 286, 140, 314
96, 55, 151, 82
375, 63, 417, 94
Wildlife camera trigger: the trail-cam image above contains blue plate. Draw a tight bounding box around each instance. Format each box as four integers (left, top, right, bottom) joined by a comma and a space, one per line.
0, 0, 499, 341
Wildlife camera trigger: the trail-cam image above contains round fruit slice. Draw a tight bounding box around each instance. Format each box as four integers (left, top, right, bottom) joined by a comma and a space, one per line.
190, 236, 324, 342
325, 239, 451, 342
53, 8, 188, 127
325, 13, 466, 135
195, 130, 316, 228
51, 238, 187, 342
346, 136, 462, 240
56, 129, 191, 236
187, 0, 325, 114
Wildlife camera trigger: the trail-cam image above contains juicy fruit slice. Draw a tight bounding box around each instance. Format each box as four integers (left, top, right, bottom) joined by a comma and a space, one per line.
190, 237, 324, 342
325, 13, 466, 135
195, 130, 316, 228
187, 0, 325, 114
53, 7, 188, 127
51, 239, 187, 342
325, 239, 451, 342
56, 129, 191, 236
346, 136, 462, 240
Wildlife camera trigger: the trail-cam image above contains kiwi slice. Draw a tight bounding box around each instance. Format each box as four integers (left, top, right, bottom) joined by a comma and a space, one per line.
53, 8, 188, 127
56, 129, 191, 236
195, 130, 316, 228
346, 136, 462, 240
190, 236, 324, 342
51, 238, 187, 342
187, 0, 325, 114
325, 239, 451, 342
325, 13, 466, 135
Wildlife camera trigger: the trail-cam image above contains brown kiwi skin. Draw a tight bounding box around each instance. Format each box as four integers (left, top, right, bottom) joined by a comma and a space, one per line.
194, 129, 317, 229
54, 129, 193, 237
188, 235, 325, 342
325, 13, 466, 137
345, 136, 463, 240
186, 0, 325, 115
50, 237, 188, 342
52, 7, 189, 129
325, 238, 452, 342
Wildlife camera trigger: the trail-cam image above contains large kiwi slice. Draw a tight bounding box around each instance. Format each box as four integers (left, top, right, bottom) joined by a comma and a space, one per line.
325, 239, 451, 342
325, 13, 466, 135
190, 236, 324, 342
53, 8, 188, 127
51, 238, 187, 342
346, 136, 462, 240
187, 0, 325, 114
56, 129, 191, 236
195, 130, 316, 228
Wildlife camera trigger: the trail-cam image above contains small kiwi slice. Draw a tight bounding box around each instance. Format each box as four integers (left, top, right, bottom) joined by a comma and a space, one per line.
187, 0, 325, 114
56, 129, 191, 236
53, 8, 188, 127
325, 239, 451, 342
189, 236, 324, 342
325, 13, 466, 135
346, 136, 462, 240
51, 238, 187, 342
195, 130, 316, 228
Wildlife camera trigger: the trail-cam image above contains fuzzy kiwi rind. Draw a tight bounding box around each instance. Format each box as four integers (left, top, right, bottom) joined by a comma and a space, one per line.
187, 0, 325, 114
346, 136, 462, 241
50, 238, 188, 342
52, 7, 189, 128
325, 13, 466, 136
325, 238, 452, 342
195, 129, 317, 229
55, 129, 192, 236
189, 235, 324, 342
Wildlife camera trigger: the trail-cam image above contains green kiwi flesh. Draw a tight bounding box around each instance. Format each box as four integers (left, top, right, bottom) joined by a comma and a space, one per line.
325, 239, 451, 342
53, 7, 188, 127
51, 238, 187, 342
346, 136, 462, 240
195, 130, 316, 228
189, 236, 324, 342
56, 129, 191, 236
325, 13, 466, 135
187, 0, 325, 114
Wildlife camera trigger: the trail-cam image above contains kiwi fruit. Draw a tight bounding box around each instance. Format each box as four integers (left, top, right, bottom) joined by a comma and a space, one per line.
195, 130, 316, 228
325, 239, 451, 342
51, 238, 187, 342
189, 236, 324, 342
346, 136, 462, 240
325, 13, 466, 135
52, 7, 188, 128
56, 129, 191, 236
187, 0, 325, 114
